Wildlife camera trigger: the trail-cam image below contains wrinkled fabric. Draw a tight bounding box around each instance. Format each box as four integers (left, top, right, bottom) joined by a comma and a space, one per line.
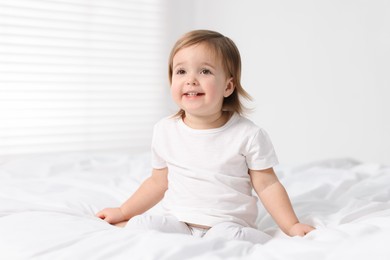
0, 153, 389, 260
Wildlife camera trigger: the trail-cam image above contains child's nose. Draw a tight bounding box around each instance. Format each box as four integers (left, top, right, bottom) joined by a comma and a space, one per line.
186, 76, 198, 86
186, 81, 197, 86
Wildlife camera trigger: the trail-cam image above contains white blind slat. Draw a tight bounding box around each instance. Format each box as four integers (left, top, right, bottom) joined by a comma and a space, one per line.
0, 0, 169, 156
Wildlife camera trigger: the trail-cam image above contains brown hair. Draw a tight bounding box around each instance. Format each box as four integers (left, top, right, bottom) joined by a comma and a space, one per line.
168, 30, 252, 117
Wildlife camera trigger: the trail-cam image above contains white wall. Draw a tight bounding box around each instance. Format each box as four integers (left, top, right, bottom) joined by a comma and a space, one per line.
165, 0, 390, 165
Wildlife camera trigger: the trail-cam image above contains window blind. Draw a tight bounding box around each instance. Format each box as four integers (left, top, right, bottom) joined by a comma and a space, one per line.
0, 0, 169, 156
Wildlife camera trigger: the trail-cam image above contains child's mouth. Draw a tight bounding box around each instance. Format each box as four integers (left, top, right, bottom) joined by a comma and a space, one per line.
184, 92, 204, 97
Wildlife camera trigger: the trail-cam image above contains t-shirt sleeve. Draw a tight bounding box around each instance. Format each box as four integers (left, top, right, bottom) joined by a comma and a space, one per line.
246, 128, 279, 170
151, 123, 167, 169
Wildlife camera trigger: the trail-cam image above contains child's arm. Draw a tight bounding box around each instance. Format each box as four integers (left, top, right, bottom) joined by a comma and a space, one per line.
96, 167, 168, 225
249, 168, 315, 236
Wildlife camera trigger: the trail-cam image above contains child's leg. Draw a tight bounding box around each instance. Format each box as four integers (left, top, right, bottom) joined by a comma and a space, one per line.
204, 222, 271, 244
125, 214, 191, 235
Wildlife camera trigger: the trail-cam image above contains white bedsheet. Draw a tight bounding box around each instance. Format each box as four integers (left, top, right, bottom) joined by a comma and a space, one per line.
0, 152, 389, 260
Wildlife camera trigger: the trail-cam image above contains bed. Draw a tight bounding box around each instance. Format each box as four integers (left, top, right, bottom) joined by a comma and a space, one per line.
0, 152, 389, 259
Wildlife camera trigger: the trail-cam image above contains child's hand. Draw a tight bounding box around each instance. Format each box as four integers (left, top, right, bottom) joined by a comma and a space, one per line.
288, 223, 315, 237
96, 207, 126, 225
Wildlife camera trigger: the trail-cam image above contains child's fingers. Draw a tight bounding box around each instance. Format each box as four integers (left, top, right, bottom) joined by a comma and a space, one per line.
95, 210, 107, 219
304, 225, 316, 235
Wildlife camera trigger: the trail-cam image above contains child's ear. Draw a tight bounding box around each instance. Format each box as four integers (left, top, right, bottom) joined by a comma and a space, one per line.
224, 77, 235, 97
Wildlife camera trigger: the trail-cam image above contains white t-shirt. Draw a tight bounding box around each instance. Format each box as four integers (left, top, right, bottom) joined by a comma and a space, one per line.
151, 113, 279, 228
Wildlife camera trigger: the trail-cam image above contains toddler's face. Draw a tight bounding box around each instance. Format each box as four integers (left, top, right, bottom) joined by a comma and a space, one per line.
171, 43, 234, 120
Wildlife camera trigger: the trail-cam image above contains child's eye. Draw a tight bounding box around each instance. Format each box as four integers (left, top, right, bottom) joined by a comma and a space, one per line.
200, 69, 211, 75
176, 69, 186, 75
